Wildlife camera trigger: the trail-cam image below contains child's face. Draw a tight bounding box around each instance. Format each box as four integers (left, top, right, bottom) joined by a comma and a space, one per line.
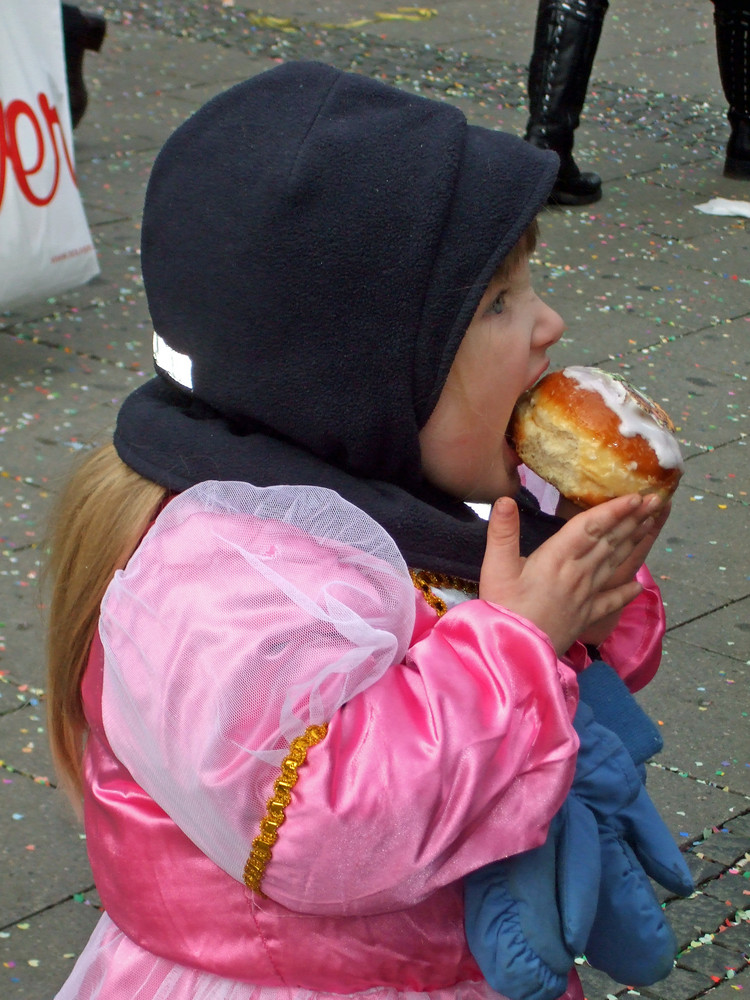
419, 258, 565, 503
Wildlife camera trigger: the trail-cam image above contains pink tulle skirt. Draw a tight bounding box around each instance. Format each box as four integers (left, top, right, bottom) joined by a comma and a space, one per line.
55, 913, 568, 1000
55, 913, 584, 1000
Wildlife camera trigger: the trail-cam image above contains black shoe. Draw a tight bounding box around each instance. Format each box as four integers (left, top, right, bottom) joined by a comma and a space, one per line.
724, 116, 750, 179
713, 6, 750, 180
549, 152, 603, 205
527, 137, 603, 205
524, 0, 609, 206
62, 6, 107, 128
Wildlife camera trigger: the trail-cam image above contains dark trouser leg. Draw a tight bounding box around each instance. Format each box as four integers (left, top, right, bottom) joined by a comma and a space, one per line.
61, 4, 107, 128
525, 0, 609, 205
712, 0, 750, 178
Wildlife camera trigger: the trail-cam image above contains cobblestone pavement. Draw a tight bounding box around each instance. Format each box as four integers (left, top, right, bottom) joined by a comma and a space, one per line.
0, 2, 748, 998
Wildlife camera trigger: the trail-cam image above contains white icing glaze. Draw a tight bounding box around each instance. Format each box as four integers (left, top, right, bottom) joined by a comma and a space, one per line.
563, 366, 685, 471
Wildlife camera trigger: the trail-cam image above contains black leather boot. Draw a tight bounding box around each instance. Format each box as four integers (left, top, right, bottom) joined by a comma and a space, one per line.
61, 5, 107, 129
525, 0, 609, 205
713, 2, 750, 179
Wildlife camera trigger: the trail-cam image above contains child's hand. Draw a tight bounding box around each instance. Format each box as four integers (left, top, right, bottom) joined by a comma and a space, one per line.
577, 499, 670, 646
479, 494, 663, 657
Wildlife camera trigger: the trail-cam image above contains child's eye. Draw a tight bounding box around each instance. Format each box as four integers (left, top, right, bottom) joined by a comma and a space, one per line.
489, 291, 506, 315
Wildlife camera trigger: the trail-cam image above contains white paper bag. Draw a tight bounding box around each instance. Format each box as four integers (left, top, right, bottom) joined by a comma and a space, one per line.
0, 0, 99, 311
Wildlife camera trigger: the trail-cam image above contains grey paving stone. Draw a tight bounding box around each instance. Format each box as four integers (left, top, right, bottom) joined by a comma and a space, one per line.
76, 149, 154, 221
641, 146, 750, 194
666, 893, 739, 951
0, 701, 55, 785
599, 339, 749, 459
726, 812, 750, 836
0, 896, 102, 1000
708, 968, 750, 1000
89, 236, 146, 309
0, 549, 47, 680
638, 642, 750, 796
0, 478, 53, 538
540, 267, 750, 371
665, 322, 750, 384
671, 596, 750, 665
697, 965, 750, 997
539, 197, 749, 287
48, 264, 135, 314
8, 297, 154, 375
658, 578, 740, 633
84, 95, 193, 153
677, 939, 747, 978
702, 864, 750, 911
462, 100, 528, 139
565, 178, 740, 244
0, 611, 46, 706
587, 243, 746, 325
584, 126, 720, 183
642, 493, 750, 602
0, 334, 147, 485
187, 0, 537, 55
693, 832, 750, 868
0, 770, 92, 928
657, 565, 749, 635
682, 438, 750, 503
640, 762, 750, 848
639, 963, 716, 999
0, 675, 44, 725
577, 961, 627, 1000
711, 918, 750, 953
684, 852, 727, 892
94, 25, 270, 98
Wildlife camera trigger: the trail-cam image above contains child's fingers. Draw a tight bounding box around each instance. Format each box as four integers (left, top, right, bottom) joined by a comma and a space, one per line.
586, 494, 667, 589
479, 497, 523, 603
581, 494, 659, 545
576, 495, 661, 571
588, 578, 644, 625
544, 496, 647, 584
604, 499, 671, 590
477, 493, 664, 656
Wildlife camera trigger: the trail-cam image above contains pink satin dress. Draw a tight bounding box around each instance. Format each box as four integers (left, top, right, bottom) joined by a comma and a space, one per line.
53, 485, 664, 1000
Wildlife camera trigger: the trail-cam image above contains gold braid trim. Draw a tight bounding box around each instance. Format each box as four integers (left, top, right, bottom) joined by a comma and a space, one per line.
244, 571, 477, 891
243, 723, 328, 895
409, 569, 479, 618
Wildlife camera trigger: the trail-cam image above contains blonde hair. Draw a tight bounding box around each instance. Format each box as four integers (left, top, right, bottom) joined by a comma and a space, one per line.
45, 444, 167, 802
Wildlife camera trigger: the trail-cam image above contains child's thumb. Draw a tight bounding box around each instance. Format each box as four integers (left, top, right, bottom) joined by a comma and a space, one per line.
479, 497, 522, 599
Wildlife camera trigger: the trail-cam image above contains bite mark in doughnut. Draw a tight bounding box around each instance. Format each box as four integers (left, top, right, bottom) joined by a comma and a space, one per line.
509, 366, 684, 508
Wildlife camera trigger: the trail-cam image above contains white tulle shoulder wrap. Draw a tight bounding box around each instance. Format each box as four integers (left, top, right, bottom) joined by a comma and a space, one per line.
98, 481, 416, 883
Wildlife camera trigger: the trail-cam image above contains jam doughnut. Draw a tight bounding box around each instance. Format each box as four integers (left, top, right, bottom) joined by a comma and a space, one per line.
510, 366, 684, 508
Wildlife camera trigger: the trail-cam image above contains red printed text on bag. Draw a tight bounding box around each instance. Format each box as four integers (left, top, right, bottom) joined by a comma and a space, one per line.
0, 93, 76, 210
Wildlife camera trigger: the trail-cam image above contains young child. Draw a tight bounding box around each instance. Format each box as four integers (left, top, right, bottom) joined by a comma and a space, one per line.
46, 61, 686, 1000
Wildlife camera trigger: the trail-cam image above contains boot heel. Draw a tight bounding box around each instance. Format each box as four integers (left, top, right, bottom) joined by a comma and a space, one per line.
713, 5, 750, 180
724, 155, 750, 179
524, 0, 609, 204
82, 13, 107, 53
61, 6, 108, 128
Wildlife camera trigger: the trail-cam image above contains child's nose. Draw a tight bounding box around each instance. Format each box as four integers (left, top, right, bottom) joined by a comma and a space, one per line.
535, 301, 566, 349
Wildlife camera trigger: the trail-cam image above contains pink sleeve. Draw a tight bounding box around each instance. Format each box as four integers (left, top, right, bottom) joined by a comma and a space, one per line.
597, 564, 665, 692
263, 598, 580, 916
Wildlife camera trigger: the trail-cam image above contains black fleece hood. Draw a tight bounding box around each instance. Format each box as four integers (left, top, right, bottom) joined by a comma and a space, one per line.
115, 61, 563, 577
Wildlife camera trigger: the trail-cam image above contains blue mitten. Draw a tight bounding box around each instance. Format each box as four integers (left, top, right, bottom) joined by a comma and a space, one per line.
464, 796, 599, 1000
464, 662, 693, 1000
572, 698, 694, 985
